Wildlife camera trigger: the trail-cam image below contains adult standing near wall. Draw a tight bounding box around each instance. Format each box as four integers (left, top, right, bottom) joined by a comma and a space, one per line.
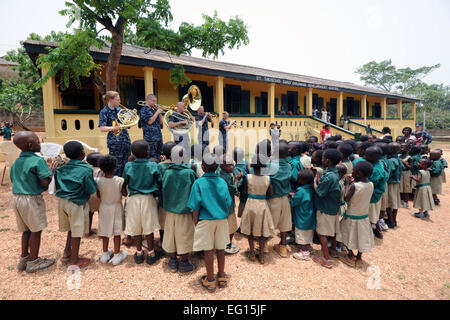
413, 123, 433, 144
99, 91, 133, 177
381, 127, 392, 140
320, 124, 332, 144
219, 112, 236, 153
140, 94, 163, 161
195, 106, 213, 147
321, 108, 328, 122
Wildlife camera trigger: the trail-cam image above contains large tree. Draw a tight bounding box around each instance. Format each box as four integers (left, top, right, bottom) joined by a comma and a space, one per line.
38, 0, 249, 91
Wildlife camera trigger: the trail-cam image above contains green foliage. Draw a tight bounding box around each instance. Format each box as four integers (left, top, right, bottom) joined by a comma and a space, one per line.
169, 65, 191, 89
0, 79, 41, 112
35, 29, 102, 90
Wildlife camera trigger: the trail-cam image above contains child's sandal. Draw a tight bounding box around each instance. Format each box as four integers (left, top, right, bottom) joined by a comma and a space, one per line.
217, 273, 231, 288
200, 275, 217, 293
247, 252, 257, 262
258, 255, 266, 265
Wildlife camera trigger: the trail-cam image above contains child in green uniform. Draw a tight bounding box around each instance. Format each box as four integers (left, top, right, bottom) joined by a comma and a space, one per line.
188, 153, 233, 292
429, 150, 444, 205
162, 145, 198, 274
376, 143, 391, 231
86, 152, 103, 237
289, 142, 304, 190
291, 169, 316, 261
1, 121, 13, 140
233, 147, 248, 219
10, 131, 56, 273
386, 143, 403, 228
399, 143, 413, 208
55, 141, 97, 268
411, 159, 435, 218
313, 149, 342, 269
299, 141, 312, 169
218, 154, 241, 255
338, 143, 353, 176
157, 142, 176, 247
363, 147, 386, 240
122, 140, 163, 265
311, 150, 324, 180
268, 142, 293, 258
435, 148, 447, 184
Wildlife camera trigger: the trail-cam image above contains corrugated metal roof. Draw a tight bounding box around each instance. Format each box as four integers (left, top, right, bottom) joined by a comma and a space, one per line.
0, 57, 19, 66
23, 40, 419, 102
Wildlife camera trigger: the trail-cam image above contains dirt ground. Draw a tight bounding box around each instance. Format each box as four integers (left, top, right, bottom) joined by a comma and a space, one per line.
0, 138, 449, 300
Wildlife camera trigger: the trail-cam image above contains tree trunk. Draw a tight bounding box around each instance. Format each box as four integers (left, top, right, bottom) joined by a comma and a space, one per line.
105, 31, 124, 92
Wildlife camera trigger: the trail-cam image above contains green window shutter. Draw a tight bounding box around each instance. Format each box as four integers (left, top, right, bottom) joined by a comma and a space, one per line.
241, 90, 250, 114
206, 86, 214, 113
275, 98, 279, 112
282, 94, 288, 112
255, 97, 262, 114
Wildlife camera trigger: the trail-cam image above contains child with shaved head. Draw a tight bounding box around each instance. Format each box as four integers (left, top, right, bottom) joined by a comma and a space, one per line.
11, 131, 56, 273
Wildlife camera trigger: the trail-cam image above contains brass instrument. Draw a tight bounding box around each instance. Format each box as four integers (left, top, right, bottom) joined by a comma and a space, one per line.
230, 120, 243, 128
111, 104, 140, 137
182, 85, 202, 111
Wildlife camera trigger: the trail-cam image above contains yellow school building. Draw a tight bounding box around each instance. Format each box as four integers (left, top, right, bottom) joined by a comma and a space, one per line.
24, 40, 419, 154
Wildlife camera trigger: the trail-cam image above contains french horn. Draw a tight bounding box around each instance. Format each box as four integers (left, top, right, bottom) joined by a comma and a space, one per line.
112, 105, 140, 137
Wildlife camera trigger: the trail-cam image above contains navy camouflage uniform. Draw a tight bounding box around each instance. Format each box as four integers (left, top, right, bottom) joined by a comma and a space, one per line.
99, 106, 131, 177
169, 114, 190, 153
140, 105, 163, 160
195, 114, 212, 147
219, 118, 228, 153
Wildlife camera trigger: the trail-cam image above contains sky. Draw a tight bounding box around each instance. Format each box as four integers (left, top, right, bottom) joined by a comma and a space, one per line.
1, 0, 449, 87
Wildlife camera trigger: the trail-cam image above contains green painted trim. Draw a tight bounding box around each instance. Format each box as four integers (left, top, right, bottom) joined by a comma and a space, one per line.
54, 109, 100, 115
348, 119, 383, 134
229, 114, 270, 118
275, 115, 309, 119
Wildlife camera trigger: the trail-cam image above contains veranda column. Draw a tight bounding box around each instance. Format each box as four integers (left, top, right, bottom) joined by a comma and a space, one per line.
215, 76, 224, 116
306, 87, 313, 116
143, 67, 154, 96
362, 95, 367, 121
382, 97, 387, 124
398, 99, 403, 120
337, 91, 344, 123
41, 66, 57, 138
268, 83, 276, 123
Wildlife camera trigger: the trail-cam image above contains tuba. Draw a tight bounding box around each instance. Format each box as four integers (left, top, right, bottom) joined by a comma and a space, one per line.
182, 85, 202, 111
112, 105, 140, 137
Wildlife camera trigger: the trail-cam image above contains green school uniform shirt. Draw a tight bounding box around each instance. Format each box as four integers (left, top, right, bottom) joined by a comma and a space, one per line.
314, 167, 341, 215
289, 156, 304, 189
234, 161, 248, 203
440, 158, 448, 168
352, 157, 365, 167
157, 161, 172, 207
162, 164, 197, 214
123, 158, 161, 196
269, 158, 292, 198
430, 160, 444, 178
380, 155, 390, 180
188, 172, 232, 221
10, 152, 53, 195
218, 170, 238, 214
387, 155, 404, 184
291, 184, 316, 230
366, 159, 386, 203
55, 160, 97, 205
1, 126, 12, 139
411, 154, 421, 175
400, 154, 411, 172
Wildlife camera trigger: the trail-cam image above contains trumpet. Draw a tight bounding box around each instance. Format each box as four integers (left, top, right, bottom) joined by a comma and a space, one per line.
230, 120, 243, 128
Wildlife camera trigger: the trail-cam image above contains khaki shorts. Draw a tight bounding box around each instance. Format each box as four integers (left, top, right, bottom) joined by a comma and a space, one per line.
125, 194, 160, 236
162, 211, 194, 255
268, 195, 292, 233
58, 198, 89, 238
13, 195, 47, 233
369, 200, 382, 225
158, 207, 166, 231
316, 211, 339, 237
227, 212, 238, 235
295, 228, 314, 245
193, 219, 229, 252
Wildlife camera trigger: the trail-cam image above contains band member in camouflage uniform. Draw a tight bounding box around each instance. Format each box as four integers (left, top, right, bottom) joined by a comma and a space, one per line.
140, 94, 163, 161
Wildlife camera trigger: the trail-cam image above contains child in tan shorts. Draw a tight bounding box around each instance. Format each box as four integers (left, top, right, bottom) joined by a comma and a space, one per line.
122, 140, 163, 265
96, 155, 127, 266
188, 153, 232, 292
86, 152, 103, 237
55, 141, 97, 268
10, 131, 56, 273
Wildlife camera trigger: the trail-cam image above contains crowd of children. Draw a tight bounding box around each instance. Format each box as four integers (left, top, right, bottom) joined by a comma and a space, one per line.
9, 128, 446, 292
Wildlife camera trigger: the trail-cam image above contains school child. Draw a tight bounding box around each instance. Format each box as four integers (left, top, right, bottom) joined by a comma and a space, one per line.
311, 150, 324, 179
312, 149, 342, 269
233, 147, 248, 218
188, 153, 233, 292
86, 152, 103, 237
289, 142, 304, 190
386, 143, 403, 228
337, 161, 375, 268
411, 159, 435, 219
436, 148, 447, 184
191, 144, 206, 178
218, 155, 241, 255
299, 141, 312, 169
162, 145, 198, 273
291, 169, 316, 260
10, 131, 56, 273
376, 143, 391, 232
399, 143, 413, 208
267, 142, 292, 258
96, 155, 128, 265
364, 147, 386, 240
121, 154, 136, 247
410, 145, 422, 176
307, 136, 319, 156
429, 150, 444, 206
336, 164, 348, 216
420, 144, 430, 159
0, 121, 13, 140
122, 140, 163, 265
414, 131, 424, 145
338, 143, 353, 177
240, 154, 275, 265
55, 141, 97, 268
352, 142, 373, 166
156, 142, 176, 247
